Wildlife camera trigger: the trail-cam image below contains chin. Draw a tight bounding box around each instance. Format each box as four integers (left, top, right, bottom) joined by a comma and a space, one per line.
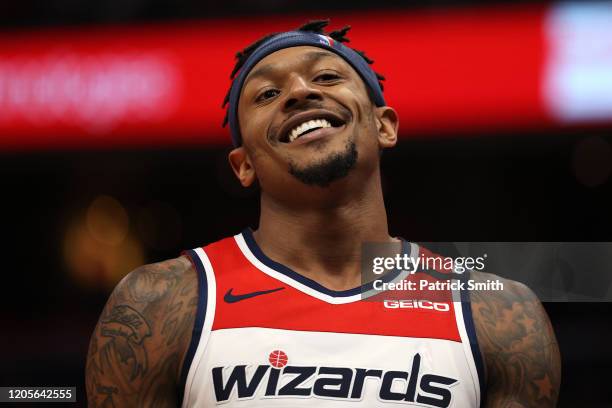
287, 140, 358, 188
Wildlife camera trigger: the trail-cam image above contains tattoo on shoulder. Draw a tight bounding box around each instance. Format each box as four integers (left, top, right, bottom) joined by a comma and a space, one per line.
470, 273, 561, 407
86, 256, 198, 407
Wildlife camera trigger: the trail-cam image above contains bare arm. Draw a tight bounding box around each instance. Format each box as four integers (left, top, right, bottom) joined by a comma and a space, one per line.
471, 272, 561, 408
85, 256, 198, 407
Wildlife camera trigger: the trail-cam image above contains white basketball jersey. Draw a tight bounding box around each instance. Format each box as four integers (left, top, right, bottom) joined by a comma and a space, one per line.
179, 230, 485, 407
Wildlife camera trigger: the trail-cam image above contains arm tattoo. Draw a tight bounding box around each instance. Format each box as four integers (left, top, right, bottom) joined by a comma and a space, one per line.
471, 273, 561, 407
100, 305, 151, 381
86, 256, 198, 407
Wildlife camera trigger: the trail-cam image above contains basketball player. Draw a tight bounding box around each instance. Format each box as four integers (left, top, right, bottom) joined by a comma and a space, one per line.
86, 21, 561, 407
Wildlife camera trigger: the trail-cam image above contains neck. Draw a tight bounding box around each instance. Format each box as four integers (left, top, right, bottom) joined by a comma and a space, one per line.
253, 170, 395, 290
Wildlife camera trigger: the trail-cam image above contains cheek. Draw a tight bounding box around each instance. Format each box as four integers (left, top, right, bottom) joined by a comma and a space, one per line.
249, 151, 292, 190
239, 108, 270, 146
340, 84, 373, 125
245, 135, 288, 175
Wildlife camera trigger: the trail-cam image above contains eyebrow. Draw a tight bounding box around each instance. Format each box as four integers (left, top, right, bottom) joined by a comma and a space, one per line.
245, 50, 336, 83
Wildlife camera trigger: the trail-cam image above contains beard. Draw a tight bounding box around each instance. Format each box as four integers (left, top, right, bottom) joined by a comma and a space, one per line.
288, 140, 358, 187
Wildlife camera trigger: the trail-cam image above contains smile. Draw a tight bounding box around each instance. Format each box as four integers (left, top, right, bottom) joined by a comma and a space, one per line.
278, 110, 347, 144
289, 118, 332, 142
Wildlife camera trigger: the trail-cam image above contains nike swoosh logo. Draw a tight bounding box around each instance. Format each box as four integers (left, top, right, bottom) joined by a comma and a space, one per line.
224, 287, 285, 303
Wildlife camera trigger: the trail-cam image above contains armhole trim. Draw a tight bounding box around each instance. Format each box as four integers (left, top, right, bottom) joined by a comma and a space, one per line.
460, 270, 487, 407
177, 249, 209, 406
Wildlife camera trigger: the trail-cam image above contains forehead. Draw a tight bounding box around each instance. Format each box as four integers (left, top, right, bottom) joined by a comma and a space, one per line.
243, 46, 355, 85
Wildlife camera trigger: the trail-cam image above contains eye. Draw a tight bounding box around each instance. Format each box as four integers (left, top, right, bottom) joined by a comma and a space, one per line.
255, 88, 280, 102
314, 72, 342, 83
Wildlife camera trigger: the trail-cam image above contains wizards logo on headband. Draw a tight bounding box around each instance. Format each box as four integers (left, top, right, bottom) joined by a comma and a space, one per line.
316, 34, 334, 47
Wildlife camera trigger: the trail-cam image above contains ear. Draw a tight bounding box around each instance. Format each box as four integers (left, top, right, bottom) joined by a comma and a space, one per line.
375, 106, 399, 149
228, 147, 257, 187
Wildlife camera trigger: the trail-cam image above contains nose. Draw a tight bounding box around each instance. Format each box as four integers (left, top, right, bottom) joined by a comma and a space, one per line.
282, 75, 323, 111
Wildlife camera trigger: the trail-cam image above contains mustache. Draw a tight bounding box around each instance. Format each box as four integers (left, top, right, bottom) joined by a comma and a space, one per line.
267, 102, 351, 144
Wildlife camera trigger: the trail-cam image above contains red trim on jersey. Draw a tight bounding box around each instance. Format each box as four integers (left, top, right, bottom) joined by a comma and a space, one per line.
202, 236, 462, 342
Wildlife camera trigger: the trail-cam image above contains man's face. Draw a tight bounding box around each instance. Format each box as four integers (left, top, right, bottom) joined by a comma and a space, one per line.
234, 46, 394, 192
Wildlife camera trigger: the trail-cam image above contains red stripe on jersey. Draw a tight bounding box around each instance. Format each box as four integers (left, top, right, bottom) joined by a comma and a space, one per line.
204, 236, 461, 342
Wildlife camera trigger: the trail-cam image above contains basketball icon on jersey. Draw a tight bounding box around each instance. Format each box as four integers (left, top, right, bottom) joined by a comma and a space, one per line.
269, 350, 288, 368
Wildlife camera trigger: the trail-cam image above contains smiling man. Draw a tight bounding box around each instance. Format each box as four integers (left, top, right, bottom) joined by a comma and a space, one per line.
86, 20, 560, 407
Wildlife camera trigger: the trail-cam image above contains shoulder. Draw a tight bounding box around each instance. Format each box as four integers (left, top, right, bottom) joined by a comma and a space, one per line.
468, 270, 561, 407
104, 255, 199, 362
468, 269, 550, 357
86, 256, 199, 407
468, 270, 544, 341
117, 255, 197, 304
106, 256, 199, 344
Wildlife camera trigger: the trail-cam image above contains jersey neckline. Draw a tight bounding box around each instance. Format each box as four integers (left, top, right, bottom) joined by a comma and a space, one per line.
235, 227, 417, 304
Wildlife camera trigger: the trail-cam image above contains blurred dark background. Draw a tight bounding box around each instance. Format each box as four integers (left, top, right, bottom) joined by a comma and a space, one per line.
1, 0, 612, 406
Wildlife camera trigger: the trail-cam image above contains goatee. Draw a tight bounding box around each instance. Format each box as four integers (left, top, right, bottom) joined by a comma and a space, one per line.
288, 141, 358, 187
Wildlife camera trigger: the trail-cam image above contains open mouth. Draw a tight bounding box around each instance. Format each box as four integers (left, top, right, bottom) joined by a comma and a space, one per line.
278, 113, 346, 144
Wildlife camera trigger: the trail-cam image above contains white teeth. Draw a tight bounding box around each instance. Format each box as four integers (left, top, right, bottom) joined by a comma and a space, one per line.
288, 119, 332, 142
